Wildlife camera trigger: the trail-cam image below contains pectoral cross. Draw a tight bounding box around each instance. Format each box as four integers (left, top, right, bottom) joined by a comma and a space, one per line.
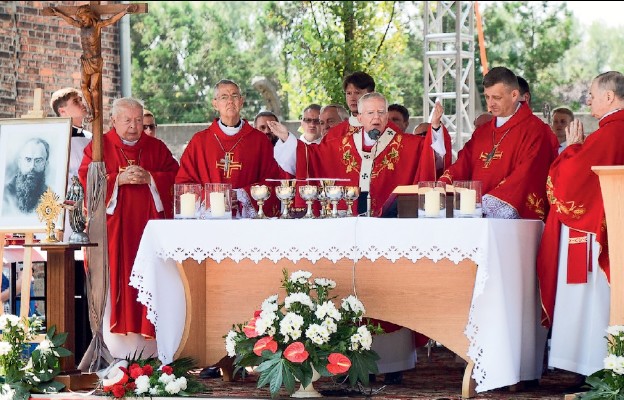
216, 152, 242, 178
479, 146, 503, 168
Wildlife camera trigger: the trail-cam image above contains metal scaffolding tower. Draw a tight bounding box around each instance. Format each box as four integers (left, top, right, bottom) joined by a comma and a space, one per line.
424, 1, 476, 153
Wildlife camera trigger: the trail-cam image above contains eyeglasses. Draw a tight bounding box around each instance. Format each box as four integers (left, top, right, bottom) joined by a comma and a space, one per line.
144, 124, 157, 130
302, 118, 321, 124
215, 94, 242, 102
363, 110, 388, 117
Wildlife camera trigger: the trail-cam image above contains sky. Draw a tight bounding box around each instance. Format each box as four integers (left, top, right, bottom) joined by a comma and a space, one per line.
562, 1, 624, 28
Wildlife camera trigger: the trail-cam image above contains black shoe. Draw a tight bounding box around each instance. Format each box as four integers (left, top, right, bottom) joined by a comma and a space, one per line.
383, 371, 403, 385
199, 366, 221, 379
368, 374, 377, 383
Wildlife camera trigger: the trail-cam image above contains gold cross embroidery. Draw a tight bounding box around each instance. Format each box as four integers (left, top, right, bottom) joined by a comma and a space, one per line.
479, 146, 503, 168
216, 152, 242, 178
118, 159, 136, 173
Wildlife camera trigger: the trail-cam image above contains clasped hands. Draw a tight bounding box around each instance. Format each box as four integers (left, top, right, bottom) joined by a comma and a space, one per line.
565, 119, 585, 145
119, 165, 150, 186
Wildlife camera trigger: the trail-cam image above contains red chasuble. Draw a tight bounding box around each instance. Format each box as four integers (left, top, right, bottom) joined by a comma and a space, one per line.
78, 130, 179, 337
439, 102, 556, 220
297, 124, 431, 217
175, 119, 291, 217
537, 109, 624, 328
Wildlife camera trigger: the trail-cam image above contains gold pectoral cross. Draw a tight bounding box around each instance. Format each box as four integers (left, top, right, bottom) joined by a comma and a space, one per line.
479, 146, 503, 168
216, 152, 242, 178
118, 159, 136, 173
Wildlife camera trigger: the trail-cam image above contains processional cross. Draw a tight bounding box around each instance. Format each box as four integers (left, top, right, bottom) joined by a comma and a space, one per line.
216, 152, 243, 178
42, 1, 147, 161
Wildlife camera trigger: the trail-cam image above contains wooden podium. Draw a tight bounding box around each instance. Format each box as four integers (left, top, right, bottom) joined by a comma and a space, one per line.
24, 242, 96, 372
592, 166, 624, 326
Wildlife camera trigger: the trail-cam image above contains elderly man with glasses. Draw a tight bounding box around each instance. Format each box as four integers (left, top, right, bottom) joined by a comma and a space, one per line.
176, 79, 291, 218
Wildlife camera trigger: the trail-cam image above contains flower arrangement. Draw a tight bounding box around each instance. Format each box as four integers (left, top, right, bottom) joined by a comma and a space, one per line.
580, 325, 624, 399
100, 355, 204, 398
0, 314, 70, 400
225, 269, 382, 398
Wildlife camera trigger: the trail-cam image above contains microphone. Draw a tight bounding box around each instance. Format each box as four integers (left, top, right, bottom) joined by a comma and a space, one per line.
367, 128, 381, 141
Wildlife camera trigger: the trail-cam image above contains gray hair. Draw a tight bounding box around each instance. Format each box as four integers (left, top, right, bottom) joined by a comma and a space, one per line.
594, 71, 624, 100
111, 97, 144, 118
320, 104, 349, 121
213, 79, 242, 99
357, 92, 388, 114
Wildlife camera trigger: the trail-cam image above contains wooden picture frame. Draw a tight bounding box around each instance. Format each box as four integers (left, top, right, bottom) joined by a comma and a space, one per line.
0, 118, 72, 231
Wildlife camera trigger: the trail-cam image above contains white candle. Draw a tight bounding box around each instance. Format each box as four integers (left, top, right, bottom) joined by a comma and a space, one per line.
460, 188, 477, 214
179, 192, 196, 218
424, 190, 440, 217
210, 192, 226, 217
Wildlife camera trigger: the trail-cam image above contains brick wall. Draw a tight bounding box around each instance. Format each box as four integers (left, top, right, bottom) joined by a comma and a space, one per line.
0, 1, 122, 127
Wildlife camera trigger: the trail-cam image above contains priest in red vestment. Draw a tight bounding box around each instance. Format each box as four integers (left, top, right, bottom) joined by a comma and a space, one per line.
439, 66, 557, 219
175, 79, 291, 218
78, 97, 179, 358
536, 71, 624, 376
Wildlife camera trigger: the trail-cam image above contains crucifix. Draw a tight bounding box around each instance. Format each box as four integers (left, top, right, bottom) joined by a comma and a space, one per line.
479, 147, 503, 168
42, 1, 147, 162
216, 152, 243, 178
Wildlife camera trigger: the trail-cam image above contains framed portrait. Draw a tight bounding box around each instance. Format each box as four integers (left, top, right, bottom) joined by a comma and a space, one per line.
0, 118, 72, 231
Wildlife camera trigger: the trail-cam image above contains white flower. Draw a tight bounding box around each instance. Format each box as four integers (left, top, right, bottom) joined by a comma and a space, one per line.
285, 292, 315, 309
165, 378, 182, 394
279, 312, 304, 341
255, 313, 277, 336
0, 341, 11, 356
350, 325, 373, 351
314, 278, 336, 288
0, 314, 20, 331
321, 318, 337, 334
261, 295, 279, 312
159, 372, 175, 384
134, 375, 151, 394
607, 325, 624, 337
305, 324, 330, 345
225, 330, 237, 357
0, 384, 15, 400
315, 301, 338, 320
341, 295, 365, 316
36, 339, 53, 354
176, 376, 188, 390
289, 270, 312, 284
614, 356, 624, 375
149, 386, 160, 395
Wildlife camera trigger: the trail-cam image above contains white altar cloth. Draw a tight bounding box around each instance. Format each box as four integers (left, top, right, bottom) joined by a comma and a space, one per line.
130, 218, 546, 393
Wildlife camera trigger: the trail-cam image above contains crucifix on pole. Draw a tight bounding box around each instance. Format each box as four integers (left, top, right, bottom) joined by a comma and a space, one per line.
42, 1, 147, 162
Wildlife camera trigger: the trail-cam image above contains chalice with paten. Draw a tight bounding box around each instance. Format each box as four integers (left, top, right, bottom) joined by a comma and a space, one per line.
250, 184, 270, 219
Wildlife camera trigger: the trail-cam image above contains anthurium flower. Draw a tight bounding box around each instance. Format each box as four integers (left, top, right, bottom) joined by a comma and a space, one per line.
326, 353, 351, 374
243, 317, 259, 338
283, 342, 309, 363
254, 336, 278, 356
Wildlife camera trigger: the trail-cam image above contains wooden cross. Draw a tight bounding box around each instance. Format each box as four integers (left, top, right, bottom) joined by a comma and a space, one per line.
42, 1, 147, 162
479, 146, 503, 168
216, 152, 243, 178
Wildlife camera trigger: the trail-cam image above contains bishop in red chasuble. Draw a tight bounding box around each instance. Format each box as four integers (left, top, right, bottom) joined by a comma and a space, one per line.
439, 67, 556, 219
536, 71, 624, 375
79, 98, 179, 340
293, 93, 448, 217
176, 80, 291, 217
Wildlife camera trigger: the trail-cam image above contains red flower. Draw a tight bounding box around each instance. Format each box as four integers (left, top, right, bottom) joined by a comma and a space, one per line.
283, 342, 309, 363
253, 336, 278, 356
162, 365, 174, 375
129, 363, 144, 379
254, 309, 262, 318
326, 353, 351, 375
111, 384, 126, 398
126, 381, 136, 391
142, 364, 154, 376
243, 317, 259, 338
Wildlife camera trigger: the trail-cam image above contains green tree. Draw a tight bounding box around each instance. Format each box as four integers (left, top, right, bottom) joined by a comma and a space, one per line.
477, 1, 579, 111
261, 1, 412, 119
131, 2, 279, 123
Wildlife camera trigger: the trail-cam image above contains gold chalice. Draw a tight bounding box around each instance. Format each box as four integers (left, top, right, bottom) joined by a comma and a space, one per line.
250, 184, 270, 219
275, 180, 296, 219
324, 185, 344, 218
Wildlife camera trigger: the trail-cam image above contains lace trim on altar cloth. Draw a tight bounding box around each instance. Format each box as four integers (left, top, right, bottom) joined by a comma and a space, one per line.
482, 194, 520, 219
